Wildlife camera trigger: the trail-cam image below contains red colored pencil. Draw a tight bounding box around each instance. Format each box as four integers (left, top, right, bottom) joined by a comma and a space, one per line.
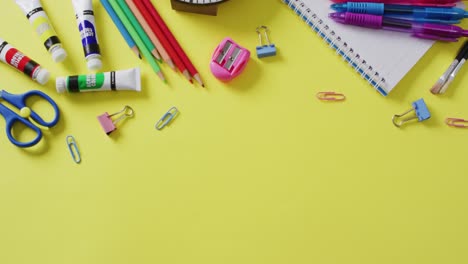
133, 0, 191, 82
141, 0, 205, 87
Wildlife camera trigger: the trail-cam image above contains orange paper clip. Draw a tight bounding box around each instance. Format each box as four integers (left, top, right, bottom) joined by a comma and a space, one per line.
316, 92, 346, 101
446, 118, 468, 128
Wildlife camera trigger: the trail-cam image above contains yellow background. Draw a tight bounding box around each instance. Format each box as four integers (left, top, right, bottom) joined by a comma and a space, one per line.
1, 0, 467, 263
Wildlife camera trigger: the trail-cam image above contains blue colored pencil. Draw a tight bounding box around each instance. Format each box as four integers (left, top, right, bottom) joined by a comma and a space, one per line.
100, 0, 141, 59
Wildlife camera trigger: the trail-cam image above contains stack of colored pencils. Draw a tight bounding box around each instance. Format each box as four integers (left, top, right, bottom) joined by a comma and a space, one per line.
101, 0, 204, 86
328, 1, 468, 42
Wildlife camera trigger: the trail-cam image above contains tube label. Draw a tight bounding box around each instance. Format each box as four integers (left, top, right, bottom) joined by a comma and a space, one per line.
0, 41, 39, 77
57, 68, 140, 93
32, 16, 60, 51
67, 73, 105, 92
26, 7, 43, 19
77, 11, 100, 57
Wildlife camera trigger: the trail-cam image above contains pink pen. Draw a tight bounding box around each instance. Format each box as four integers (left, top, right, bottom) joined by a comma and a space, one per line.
330, 0, 459, 7
329, 12, 468, 42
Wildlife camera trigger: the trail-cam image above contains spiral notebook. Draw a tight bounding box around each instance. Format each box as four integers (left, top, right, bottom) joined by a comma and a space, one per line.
282, 0, 434, 96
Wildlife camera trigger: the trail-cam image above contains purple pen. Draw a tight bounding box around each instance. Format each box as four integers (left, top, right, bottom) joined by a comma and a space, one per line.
329, 12, 468, 42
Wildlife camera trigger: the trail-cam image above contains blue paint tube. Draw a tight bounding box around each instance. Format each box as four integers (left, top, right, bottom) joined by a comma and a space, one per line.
72, 0, 102, 71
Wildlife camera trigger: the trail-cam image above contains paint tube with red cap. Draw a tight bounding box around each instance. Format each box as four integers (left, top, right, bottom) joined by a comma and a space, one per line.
0, 37, 50, 85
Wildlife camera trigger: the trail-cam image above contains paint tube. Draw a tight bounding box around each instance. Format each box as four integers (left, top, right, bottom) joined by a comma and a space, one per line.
15, 0, 67, 63
0, 38, 50, 85
72, 0, 102, 71
56, 67, 141, 93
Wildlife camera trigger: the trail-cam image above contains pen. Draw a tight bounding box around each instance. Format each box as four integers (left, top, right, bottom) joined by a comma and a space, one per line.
329, 12, 468, 42
330, 0, 459, 7
431, 40, 468, 94
331, 3, 468, 23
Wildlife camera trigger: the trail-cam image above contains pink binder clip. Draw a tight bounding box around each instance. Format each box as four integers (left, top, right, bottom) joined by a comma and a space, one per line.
97, 105, 134, 135
210, 37, 250, 82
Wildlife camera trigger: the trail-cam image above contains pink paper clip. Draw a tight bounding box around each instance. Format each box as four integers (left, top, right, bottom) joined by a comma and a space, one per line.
316, 92, 346, 101
446, 118, 468, 128
97, 105, 134, 135
210, 37, 250, 82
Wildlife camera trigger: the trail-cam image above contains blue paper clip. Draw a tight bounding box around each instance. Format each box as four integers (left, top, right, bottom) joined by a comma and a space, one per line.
256, 26, 277, 58
156, 107, 179, 130
393, 98, 431, 127
66, 135, 81, 164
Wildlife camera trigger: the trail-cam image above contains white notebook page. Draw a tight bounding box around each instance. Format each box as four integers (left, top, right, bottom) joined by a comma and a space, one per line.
296, 0, 435, 94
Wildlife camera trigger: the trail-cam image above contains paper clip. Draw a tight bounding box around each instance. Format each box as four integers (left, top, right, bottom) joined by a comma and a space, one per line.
316, 92, 346, 101
98, 105, 134, 135
446, 118, 468, 128
256, 26, 277, 58
392, 98, 431, 127
156, 107, 179, 130
66, 135, 81, 164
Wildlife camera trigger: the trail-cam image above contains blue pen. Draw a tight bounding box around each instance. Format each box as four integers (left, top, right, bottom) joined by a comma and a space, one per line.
100, 0, 141, 59
331, 2, 468, 23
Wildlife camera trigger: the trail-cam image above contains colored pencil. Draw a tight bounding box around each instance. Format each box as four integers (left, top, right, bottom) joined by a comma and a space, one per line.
108, 0, 165, 81
100, 0, 141, 59
133, 0, 191, 82
116, 0, 161, 61
141, 0, 205, 87
125, 0, 175, 70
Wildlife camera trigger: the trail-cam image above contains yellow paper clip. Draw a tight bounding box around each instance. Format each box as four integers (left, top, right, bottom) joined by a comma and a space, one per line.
316, 92, 346, 101
156, 107, 179, 130
446, 118, 468, 128
66, 135, 81, 164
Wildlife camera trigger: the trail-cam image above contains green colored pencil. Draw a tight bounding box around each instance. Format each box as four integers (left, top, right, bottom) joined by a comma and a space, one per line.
116, 0, 161, 61
108, 0, 165, 81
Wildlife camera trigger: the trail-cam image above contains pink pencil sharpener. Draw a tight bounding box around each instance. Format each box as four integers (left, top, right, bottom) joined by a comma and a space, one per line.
210, 37, 250, 82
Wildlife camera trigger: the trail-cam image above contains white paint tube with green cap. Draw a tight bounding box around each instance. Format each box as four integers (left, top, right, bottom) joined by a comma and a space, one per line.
55, 67, 141, 93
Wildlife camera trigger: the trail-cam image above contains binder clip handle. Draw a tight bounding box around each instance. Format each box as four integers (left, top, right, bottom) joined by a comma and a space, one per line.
257, 26, 272, 46
110, 105, 134, 124
256, 25, 277, 58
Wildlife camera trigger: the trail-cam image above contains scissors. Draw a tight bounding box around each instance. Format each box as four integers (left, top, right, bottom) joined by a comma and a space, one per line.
0, 90, 60, 148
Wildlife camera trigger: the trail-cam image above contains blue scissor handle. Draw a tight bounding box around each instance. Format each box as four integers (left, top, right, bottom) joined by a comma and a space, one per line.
1, 106, 43, 148
0, 90, 60, 127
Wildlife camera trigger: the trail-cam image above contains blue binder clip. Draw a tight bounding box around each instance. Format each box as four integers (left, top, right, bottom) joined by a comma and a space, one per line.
256, 26, 277, 58
392, 98, 431, 127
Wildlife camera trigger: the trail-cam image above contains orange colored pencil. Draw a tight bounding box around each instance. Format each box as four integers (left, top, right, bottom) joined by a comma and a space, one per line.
133, 0, 191, 82
125, 0, 175, 70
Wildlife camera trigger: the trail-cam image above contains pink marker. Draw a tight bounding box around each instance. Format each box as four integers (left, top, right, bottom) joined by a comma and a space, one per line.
210, 37, 250, 82
330, 0, 459, 7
